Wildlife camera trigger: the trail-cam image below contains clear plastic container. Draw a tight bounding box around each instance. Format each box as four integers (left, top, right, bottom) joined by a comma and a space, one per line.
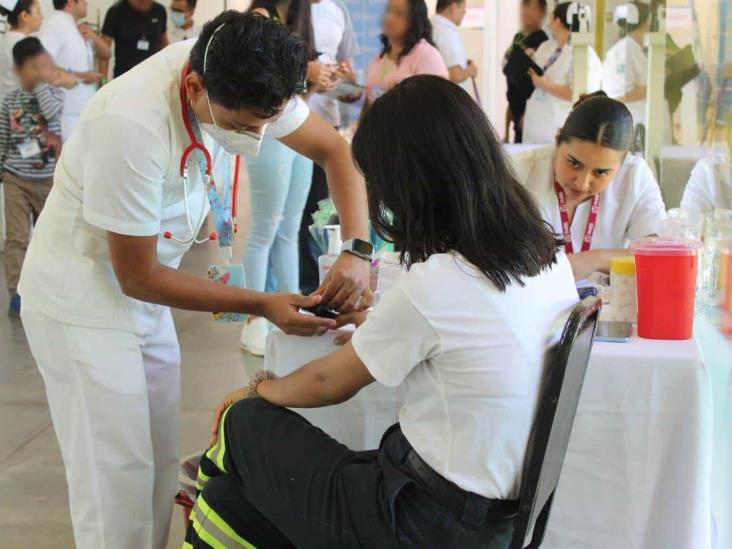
609, 256, 636, 324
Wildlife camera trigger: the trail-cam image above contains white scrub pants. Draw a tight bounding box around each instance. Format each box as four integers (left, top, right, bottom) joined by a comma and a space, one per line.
21, 305, 181, 549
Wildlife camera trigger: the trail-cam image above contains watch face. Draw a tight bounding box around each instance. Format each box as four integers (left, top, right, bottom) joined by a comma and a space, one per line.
353, 239, 374, 256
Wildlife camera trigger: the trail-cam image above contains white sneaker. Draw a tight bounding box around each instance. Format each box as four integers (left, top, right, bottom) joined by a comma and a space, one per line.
240, 317, 269, 356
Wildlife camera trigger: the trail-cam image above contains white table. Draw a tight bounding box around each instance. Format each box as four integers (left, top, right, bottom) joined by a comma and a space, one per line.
265, 322, 729, 549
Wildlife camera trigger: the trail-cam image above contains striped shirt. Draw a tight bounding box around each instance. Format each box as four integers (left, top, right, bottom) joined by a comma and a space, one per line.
0, 83, 63, 179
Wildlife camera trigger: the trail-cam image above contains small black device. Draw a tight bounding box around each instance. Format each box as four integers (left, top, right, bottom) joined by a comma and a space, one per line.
594, 320, 632, 343
302, 304, 339, 320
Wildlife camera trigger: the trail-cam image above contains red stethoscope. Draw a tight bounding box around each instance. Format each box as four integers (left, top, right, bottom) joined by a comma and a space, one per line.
163, 64, 241, 244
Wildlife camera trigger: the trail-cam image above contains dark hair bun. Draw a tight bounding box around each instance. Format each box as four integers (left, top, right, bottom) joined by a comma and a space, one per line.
573, 90, 608, 109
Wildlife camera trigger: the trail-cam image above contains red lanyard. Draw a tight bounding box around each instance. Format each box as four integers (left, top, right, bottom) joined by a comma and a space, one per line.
554, 182, 600, 254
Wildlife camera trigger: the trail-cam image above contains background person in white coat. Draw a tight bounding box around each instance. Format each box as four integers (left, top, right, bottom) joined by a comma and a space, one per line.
523, 1, 602, 144
40, 0, 111, 141
524, 93, 666, 279
18, 12, 371, 549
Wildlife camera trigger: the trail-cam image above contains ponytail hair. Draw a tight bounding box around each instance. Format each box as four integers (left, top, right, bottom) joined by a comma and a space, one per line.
0, 0, 34, 27
558, 91, 634, 152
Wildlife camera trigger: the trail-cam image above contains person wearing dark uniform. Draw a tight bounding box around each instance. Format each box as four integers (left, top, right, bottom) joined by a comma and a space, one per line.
101, 0, 168, 79
503, 0, 548, 143
184, 76, 578, 548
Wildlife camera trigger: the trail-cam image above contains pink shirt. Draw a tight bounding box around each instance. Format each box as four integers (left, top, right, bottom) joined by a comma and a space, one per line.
365, 39, 449, 101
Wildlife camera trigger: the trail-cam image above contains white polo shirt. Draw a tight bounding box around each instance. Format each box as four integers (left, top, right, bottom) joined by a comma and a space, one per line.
169, 24, 202, 44
430, 13, 469, 92
39, 10, 96, 118
18, 40, 309, 335
681, 157, 732, 215
523, 39, 603, 144
526, 153, 666, 250
352, 252, 578, 499
309, 0, 358, 126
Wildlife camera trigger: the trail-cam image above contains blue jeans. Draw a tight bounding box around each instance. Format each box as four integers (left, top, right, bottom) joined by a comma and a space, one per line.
243, 138, 313, 294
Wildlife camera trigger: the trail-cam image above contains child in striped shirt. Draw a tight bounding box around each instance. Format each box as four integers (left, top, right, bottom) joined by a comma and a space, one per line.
1, 37, 64, 315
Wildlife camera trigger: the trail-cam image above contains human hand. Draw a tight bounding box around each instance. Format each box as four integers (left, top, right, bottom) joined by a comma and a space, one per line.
207, 370, 279, 447
307, 62, 336, 89
75, 71, 103, 85
334, 61, 355, 82
78, 23, 99, 42
315, 252, 373, 312
528, 68, 545, 89
467, 60, 478, 78
50, 69, 80, 89
43, 132, 62, 160
261, 293, 337, 336
333, 309, 369, 345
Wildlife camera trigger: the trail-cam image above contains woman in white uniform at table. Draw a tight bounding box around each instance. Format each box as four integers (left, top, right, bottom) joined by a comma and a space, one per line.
681, 154, 732, 215
524, 92, 666, 280
523, 1, 603, 144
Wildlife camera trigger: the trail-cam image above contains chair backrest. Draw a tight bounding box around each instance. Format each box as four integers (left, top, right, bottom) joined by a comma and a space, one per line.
508, 296, 602, 549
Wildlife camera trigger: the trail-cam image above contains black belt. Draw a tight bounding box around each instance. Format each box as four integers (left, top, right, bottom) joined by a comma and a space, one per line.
405, 449, 519, 525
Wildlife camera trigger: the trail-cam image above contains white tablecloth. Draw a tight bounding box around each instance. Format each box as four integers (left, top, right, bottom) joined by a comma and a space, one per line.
265, 322, 730, 549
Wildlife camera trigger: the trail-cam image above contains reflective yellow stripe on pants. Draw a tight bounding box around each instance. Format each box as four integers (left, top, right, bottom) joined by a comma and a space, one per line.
188, 492, 257, 548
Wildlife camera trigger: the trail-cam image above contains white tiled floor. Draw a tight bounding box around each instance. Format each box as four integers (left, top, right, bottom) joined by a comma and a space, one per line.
0, 206, 265, 548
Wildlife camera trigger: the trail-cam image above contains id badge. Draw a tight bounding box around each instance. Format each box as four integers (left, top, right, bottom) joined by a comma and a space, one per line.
18, 139, 41, 159
137, 39, 150, 51
208, 264, 247, 323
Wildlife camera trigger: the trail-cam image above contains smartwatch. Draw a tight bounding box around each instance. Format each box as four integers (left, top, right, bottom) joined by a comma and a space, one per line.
341, 238, 374, 262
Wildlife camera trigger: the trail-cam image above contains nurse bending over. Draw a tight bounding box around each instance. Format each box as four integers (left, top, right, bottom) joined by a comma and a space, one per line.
186, 75, 578, 549
524, 92, 666, 280
18, 12, 370, 549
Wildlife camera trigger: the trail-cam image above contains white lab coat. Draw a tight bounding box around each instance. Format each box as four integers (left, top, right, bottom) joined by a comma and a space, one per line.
681, 156, 732, 215
523, 39, 603, 144
18, 41, 310, 549
603, 36, 672, 142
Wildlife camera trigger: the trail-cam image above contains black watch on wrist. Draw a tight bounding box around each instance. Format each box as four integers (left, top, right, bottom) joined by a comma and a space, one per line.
341, 238, 374, 262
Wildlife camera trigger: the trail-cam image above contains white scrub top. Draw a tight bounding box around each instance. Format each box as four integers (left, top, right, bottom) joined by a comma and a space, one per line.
40, 11, 96, 117
352, 252, 577, 499
431, 13, 470, 93
18, 40, 310, 335
523, 39, 603, 144
602, 36, 647, 127
525, 153, 666, 250
0, 30, 26, 101
680, 157, 732, 215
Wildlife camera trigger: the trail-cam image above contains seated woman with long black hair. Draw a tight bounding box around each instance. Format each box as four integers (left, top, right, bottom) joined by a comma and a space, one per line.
185, 75, 578, 549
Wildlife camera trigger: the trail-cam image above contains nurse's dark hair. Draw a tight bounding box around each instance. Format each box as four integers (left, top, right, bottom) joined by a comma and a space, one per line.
559, 91, 634, 152
189, 11, 307, 117
522, 0, 547, 9
552, 2, 572, 30
12, 36, 45, 67
436, 0, 465, 11
617, 2, 650, 37
0, 0, 35, 27
352, 75, 561, 292
380, 0, 436, 63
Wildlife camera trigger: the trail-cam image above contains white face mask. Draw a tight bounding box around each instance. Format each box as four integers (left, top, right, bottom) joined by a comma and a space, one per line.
199, 91, 264, 157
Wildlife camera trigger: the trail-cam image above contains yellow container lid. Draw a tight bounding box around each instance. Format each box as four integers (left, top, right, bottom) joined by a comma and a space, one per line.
611, 256, 636, 276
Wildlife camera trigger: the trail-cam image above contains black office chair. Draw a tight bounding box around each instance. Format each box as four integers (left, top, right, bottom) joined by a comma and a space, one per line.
508, 296, 602, 549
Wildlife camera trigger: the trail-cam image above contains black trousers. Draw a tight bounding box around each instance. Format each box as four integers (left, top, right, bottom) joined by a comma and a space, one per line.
185, 398, 515, 548
298, 160, 330, 295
